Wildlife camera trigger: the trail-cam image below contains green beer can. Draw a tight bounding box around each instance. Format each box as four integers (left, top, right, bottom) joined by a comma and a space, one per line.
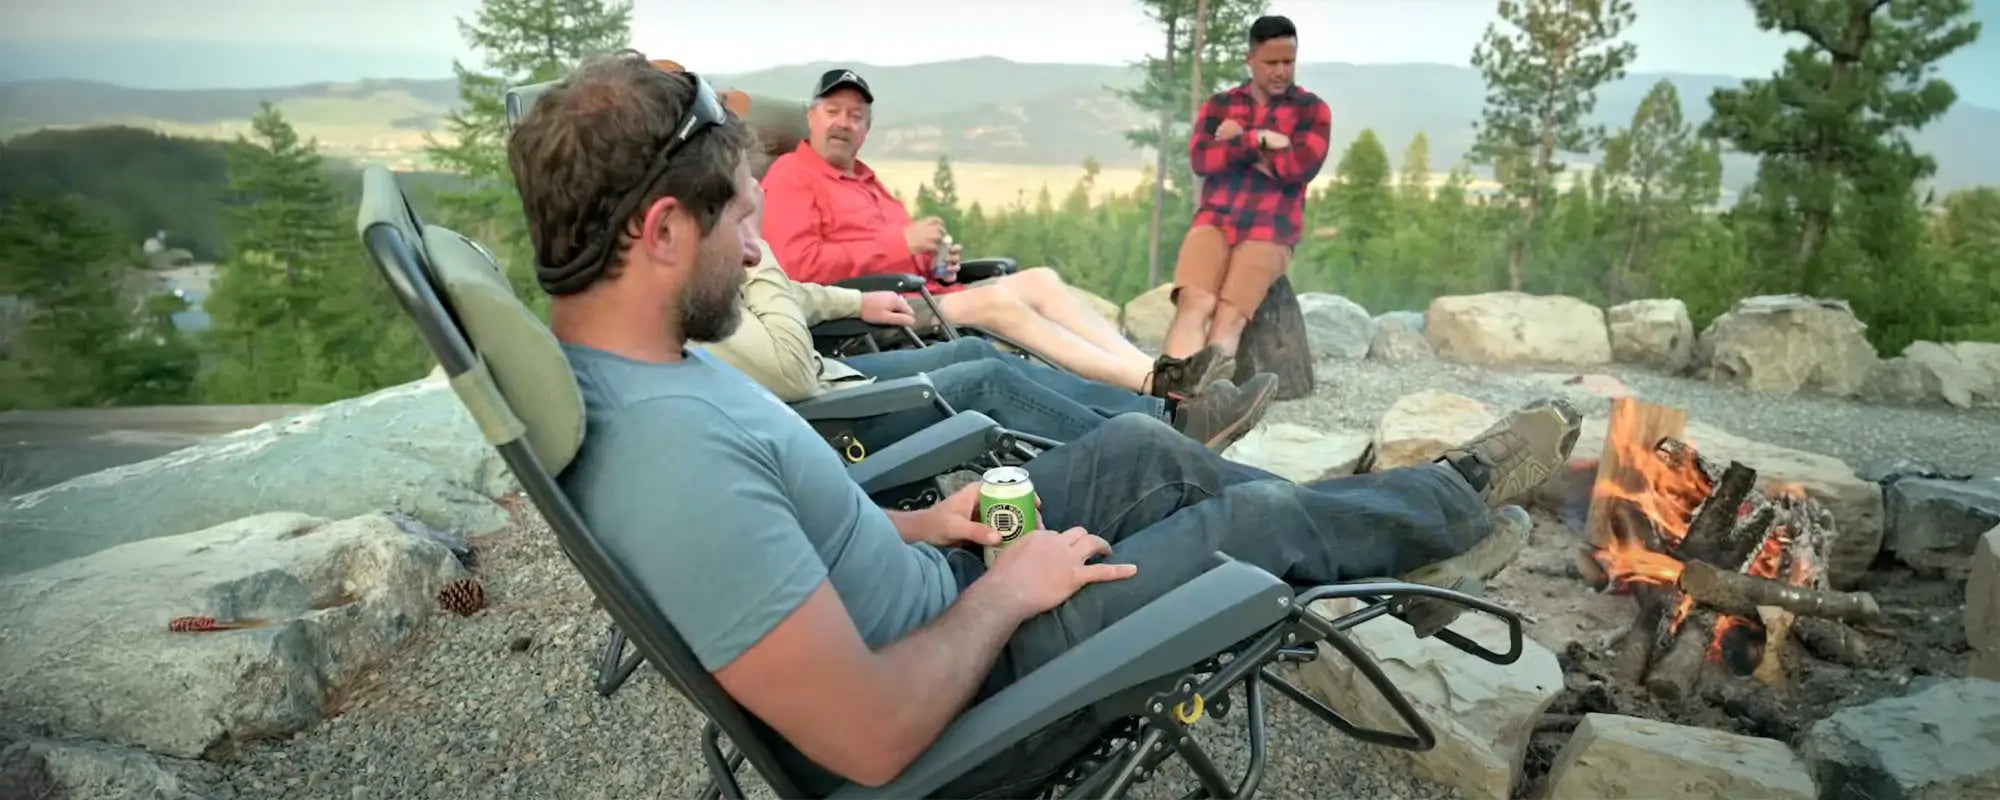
978, 466, 1040, 566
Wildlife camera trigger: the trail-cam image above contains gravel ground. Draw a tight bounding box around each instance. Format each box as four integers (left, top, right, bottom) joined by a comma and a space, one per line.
215, 355, 2000, 799
220, 505, 1465, 800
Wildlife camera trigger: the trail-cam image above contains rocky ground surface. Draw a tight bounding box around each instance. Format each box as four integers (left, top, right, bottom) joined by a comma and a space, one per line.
207, 356, 1998, 799
9, 285, 2000, 800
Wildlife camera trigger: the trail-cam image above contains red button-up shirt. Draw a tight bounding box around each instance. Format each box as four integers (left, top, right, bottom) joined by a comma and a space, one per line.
759, 141, 965, 294
1189, 83, 1333, 247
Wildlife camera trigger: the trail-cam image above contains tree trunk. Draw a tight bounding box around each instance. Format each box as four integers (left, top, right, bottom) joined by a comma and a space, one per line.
1229, 274, 1316, 400
1187, 0, 1209, 198
1146, 18, 1179, 287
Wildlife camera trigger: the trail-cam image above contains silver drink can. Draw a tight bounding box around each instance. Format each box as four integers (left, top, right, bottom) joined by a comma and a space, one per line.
932, 233, 954, 279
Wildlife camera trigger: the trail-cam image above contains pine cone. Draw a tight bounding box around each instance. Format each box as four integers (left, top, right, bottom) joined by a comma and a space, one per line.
437, 578, 486, 617
168, 615, 218, 632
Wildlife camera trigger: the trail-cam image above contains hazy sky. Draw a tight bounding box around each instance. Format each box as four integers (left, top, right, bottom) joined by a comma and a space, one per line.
3, 0, 1996, 102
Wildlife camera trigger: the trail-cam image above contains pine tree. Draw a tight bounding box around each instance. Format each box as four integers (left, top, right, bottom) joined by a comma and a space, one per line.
1468, 0, 1637, 291
1701, 0, 1979, 300
1119, 0, 1270, 285
201, 104, 357, 402
914, 154, 965, 235
1599, 79, 1721, 299
1329, 129, 1393, 281
0, 194, 188, 408
1397, 132, 1433, 207
424, 0, 633, 307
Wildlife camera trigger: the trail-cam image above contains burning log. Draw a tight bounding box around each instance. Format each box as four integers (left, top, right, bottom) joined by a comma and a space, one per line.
1612, 587, 1669, 684
1678, 558, 1881, 623
1646, 609, 1717, 702
1585, 398, 1688, 550
1675, 460, 1761, 567
1752, 606, 1795, 687
1793, 616, 1872, 667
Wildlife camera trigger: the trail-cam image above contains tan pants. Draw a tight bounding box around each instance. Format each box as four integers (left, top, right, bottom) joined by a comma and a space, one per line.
1170, 225, 1292, 315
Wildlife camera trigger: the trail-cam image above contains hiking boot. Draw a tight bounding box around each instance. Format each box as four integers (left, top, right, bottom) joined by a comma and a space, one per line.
1393, 504, 1532, 638
1437, 397, 1583, 508
1144, 345, 1226, 401
1171, 373, 1279, 452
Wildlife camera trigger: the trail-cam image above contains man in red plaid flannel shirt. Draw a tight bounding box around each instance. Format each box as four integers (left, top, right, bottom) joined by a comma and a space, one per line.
1165, 15, 1332, 382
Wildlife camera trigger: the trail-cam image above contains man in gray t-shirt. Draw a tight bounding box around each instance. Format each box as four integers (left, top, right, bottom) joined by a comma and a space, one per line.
509, 54, 1579, 794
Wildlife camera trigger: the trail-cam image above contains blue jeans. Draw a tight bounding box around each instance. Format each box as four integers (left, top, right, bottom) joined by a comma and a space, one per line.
839, 337, 1167, 446
933, 413, 1492, 796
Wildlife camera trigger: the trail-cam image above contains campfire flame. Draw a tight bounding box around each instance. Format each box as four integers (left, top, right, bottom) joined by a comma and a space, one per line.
1586, 411, 1821, 668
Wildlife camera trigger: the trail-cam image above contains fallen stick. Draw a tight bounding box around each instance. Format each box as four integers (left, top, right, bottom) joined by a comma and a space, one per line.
1679, 559, 1882, 623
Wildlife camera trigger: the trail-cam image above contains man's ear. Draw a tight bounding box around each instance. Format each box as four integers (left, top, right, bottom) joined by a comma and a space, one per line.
636, 196, 682, 262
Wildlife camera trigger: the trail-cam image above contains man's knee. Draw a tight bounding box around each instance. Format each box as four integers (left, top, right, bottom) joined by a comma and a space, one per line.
1012, 266, 1066, 293
945, 284, 1029, 326
934, 335, 1003, 361
1173, 286, 1220, 317
1098, 412, 1183, 444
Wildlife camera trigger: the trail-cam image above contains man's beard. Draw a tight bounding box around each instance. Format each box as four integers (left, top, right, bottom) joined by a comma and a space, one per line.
678, 239, 745, 344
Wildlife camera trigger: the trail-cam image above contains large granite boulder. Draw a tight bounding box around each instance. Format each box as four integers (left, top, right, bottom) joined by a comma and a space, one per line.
1425, 292, 1612, 366
1882, 476, 2000, 574
1121, 284, 1175, 350
1801, 678, 2000, 800
1970, 528, 2000, 680
1297, 599, 1564, 799
1369, 314, 1435, 364
1068, 286, 1121, 329
1365, 390, 1497, 472
0, 511, 472, 759
1866, 340, 2000, 408
0, 376, 513, 577
1606, 298, 1695, 372
1694, 294, 1878, 397
1296, 292, 1373, 360
1544, 714, 1815, 800
1222, 422, 1371, 483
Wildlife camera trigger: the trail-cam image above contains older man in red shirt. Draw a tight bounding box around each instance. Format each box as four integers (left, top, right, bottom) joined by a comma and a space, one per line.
1166, 15, 1333, 380
759, 69, 1227, 401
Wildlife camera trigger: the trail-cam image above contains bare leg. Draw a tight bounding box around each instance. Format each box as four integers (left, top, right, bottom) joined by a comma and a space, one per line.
1162, 288, 1217, 360
939, 288, 1155, 391
1000, 268, 1153, 363
1206, 301, 1251, 358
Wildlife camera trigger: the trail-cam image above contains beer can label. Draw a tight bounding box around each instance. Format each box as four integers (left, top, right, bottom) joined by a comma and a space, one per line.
979, 467, 1038, 567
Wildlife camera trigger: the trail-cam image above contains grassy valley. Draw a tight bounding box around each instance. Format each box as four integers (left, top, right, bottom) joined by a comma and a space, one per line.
5, 57, 1997, 204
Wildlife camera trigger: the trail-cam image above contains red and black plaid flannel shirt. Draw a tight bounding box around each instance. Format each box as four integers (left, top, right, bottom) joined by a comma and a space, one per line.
1188, 83, 1333, 247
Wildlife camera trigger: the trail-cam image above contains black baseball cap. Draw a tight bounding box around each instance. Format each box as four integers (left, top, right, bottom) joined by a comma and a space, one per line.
813, 68, 873, 103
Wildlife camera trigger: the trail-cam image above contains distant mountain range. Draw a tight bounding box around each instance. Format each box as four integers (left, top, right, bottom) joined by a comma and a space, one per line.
4, 55, 1997, 193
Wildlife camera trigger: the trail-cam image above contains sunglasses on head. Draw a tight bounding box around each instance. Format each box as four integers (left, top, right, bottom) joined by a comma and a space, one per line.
555, 54, 731, 280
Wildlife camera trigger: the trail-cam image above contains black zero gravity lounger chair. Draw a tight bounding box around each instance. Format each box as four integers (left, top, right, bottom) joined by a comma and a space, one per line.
356, 162, 1528, 798
350, 165, 1051, 699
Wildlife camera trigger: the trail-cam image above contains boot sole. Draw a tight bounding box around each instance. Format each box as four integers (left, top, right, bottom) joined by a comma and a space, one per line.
1395, 505, 1532, 637
1201, 375, 1276, 452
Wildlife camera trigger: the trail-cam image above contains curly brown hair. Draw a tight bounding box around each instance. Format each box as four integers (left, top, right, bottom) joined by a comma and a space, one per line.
506, 51, 752, 296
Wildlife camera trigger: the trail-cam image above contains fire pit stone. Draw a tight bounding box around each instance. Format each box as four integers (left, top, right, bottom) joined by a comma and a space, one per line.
1969, 527, 1999, 678
1799, 677, 2000, 800
1362, 389, 1497, 472
1297, 598, 1563, 800
1542, 712, 1816, 800
1883, 476, 2000, 574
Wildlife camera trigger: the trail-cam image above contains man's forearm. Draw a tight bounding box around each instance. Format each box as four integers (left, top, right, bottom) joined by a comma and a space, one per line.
859, 579, 1026, 782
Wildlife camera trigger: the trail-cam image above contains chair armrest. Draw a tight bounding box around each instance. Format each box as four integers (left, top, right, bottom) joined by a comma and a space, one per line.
830, 555, 1293, 799
791, 376, 936, 421
845, 411, 1001, 495
810, 317, 888, 341
955, 258, 1017, 283
836, 274, 927, 293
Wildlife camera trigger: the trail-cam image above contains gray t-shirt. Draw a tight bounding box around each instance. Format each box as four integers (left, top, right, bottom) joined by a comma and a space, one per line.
558, 343, 959, 671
